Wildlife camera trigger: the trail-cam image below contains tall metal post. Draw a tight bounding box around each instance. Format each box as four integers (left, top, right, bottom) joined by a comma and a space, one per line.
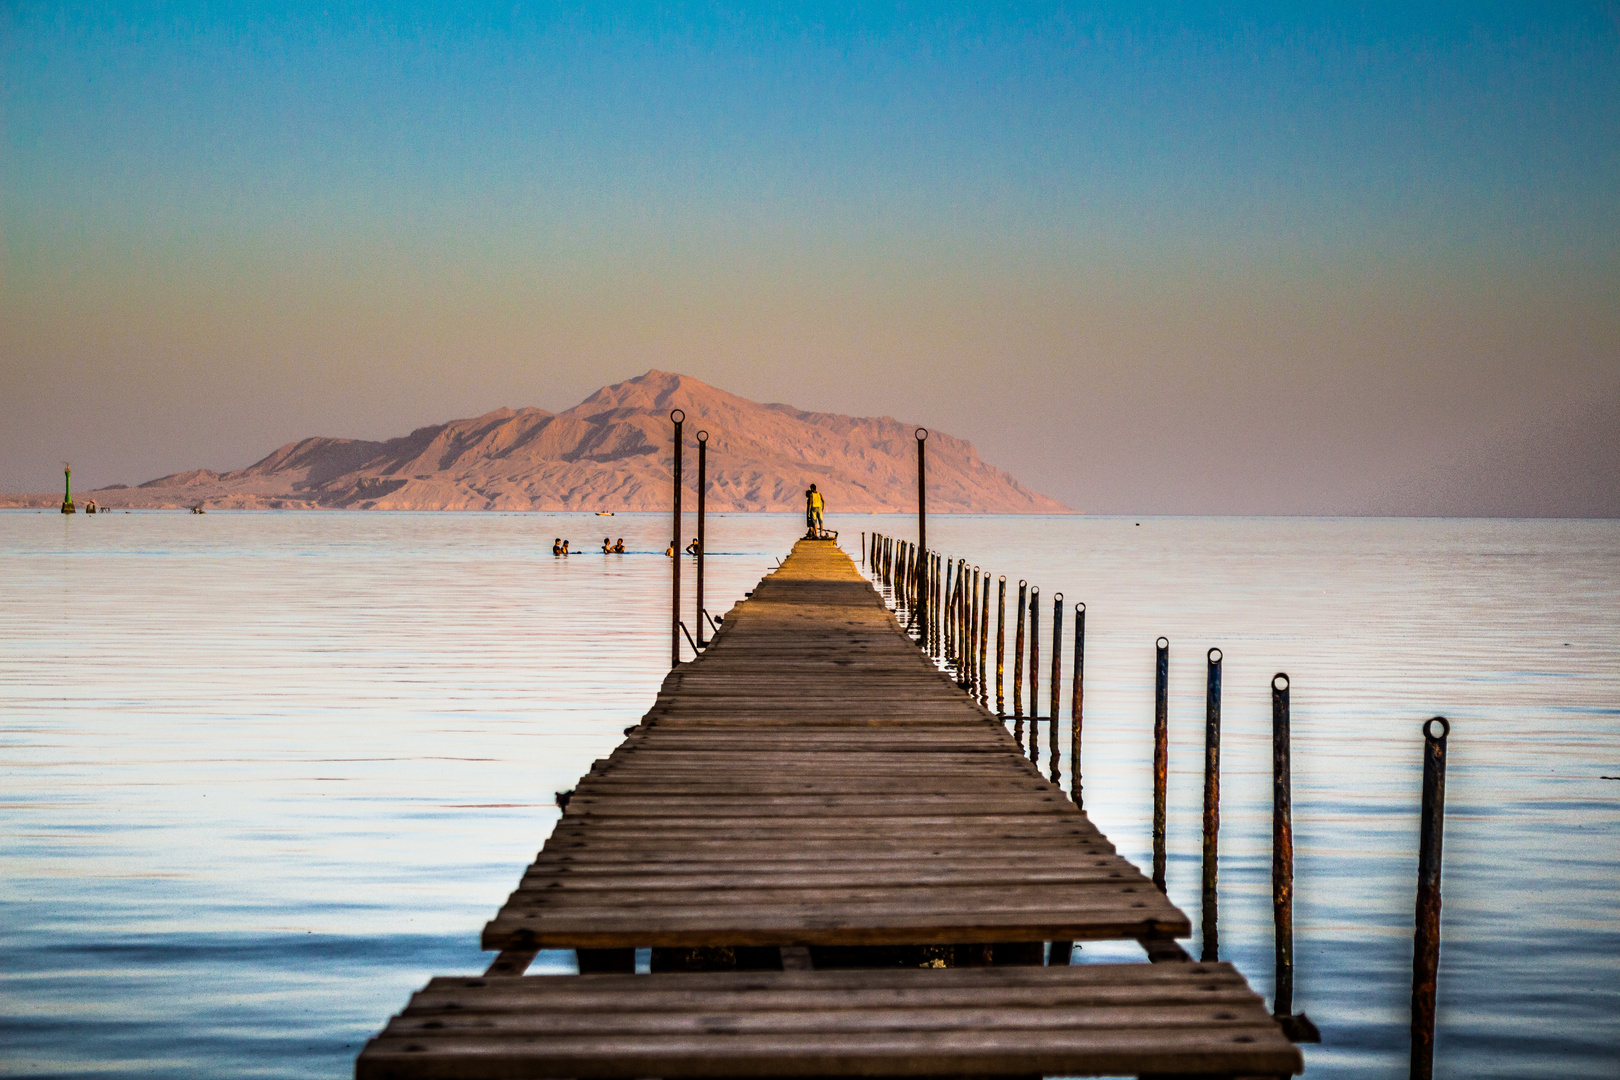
969, 568, 981, 693
1411, 716, 1451, 1080
995, 577, 1007, 714
1273, 672, 1295, 1014
978, 576, 990, 704
61, 466, 75, 514
1071, 603, 1085, 808
1270, 673, 1319, 1042
916, 429, 927, 631
695, 430, 708, 647
669, 410, 684, 667
1153, 637, 1169, 893
1028, 587, 1041, 764
1012, 581, 1027, 727
1049, 594, 1063, 784
1201, 647, 1223, 962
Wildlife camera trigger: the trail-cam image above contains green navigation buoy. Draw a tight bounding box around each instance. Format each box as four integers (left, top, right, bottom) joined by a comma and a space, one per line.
61, 466, 75, 514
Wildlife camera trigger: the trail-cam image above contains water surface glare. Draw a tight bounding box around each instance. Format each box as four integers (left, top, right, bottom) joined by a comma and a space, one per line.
2, 512, 1616, 1079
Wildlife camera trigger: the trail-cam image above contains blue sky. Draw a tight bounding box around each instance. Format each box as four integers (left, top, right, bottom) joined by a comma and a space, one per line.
4, 3, 1618, 511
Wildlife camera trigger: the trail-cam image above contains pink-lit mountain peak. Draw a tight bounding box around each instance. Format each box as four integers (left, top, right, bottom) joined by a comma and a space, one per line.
75, 372, 1069, 513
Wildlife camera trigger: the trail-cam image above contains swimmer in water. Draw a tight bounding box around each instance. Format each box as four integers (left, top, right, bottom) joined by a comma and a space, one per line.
613, 538, 625, 553
665, 542, 675, 557
552, 538, 562, 556
686, 537, 700, 555
602, 537, 612, 553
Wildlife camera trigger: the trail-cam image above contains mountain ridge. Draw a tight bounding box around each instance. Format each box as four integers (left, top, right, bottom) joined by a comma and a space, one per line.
29, 372, 1069, 513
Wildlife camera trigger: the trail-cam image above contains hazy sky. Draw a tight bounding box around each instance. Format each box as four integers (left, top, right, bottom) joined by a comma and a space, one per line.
4, 3, 1618, 513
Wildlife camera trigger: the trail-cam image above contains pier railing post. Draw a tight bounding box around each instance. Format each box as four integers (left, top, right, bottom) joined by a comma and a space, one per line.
1201, 647, 1223, 961
995, 577, 1007, 714
916, 428, 927, 630
1012, 581, 1027, 734
1071, 602, 1085, 808
1153, 637, 1169, 892
969, 568, 981, 692
695, 430, 708, 647
1272, 673, 1295, 1014
1411, 716, 1450, 1080
1028, 587, 1041, 764
972, 579, 984, 705
1272, 674, 1320, 1041
670, 409, 684, 667
1049, 594, 1063, 784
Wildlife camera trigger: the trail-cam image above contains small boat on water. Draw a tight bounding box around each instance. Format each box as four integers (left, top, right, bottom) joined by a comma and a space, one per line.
596, 511, 615, 516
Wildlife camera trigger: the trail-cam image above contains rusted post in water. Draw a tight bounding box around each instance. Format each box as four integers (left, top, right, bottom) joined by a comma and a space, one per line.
1271, 673, 1319, 1041
969, 568, 981, 692
1028, 587, 1041, 764
1411, 716, 1450, 1080
1071, 602, 1085, 808
965, 569, 978, 696
995, 577, 1007, 714
916, 428, 927, 599
669, 410, 684, 667
1012, 581, 1027, 730
1273, 673, 1295, 1013
932, 554, 942, 657
695, 430, 708, 647
958, 560, 969, 682
1049, 593, 1063, 784
978, 576, 990, 705
1201, 647, 1223, 962
860, 531, 865, 567
1153, 637, 1169, 892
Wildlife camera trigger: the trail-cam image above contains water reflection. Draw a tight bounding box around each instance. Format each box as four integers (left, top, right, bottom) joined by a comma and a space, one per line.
2, 512, 1617, 1079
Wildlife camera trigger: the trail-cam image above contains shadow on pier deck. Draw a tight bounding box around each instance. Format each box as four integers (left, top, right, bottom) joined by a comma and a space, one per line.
358, 539, 1301, 1079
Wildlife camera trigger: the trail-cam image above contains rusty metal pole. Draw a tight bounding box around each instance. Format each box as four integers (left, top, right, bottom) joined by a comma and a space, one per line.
952, 563, 965, 680
1201, 647, 1223, 962
1273, 673, 1295, 1013
1049, 593, 1063, 784
916, 429, 927, 631
933, 554, 942, 658
969, 568, 981, 692
1071, 602, 1085, 808
1271, 674, 1319, 1041
695, 430, 708, 647
978, 575, 990, 705
1028, 587, 1041, 764
995, 577, 1007, 714
1013, 581, 1027, 732
1153, 637, 1169, 892
669, 409, 684, 667
1411, 716, 1450, 1080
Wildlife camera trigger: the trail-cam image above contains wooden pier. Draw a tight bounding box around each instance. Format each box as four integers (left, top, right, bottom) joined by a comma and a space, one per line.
358, 539, 1301, 1079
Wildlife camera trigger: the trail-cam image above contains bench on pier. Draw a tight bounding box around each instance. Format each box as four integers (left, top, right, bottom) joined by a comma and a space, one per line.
357, 963, 1301, 1079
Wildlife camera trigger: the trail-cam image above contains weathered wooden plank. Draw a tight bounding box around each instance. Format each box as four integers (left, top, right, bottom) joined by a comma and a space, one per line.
357, 964, 1301, 1079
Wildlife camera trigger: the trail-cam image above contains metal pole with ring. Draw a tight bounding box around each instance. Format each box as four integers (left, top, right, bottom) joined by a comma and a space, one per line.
669, 409, 684, 667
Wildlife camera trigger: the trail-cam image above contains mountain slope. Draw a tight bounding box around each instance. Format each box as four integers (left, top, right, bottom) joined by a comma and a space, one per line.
79, 372, 1068, 513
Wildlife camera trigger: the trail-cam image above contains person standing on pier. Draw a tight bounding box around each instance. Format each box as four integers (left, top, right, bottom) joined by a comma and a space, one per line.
806, 484, 825, 536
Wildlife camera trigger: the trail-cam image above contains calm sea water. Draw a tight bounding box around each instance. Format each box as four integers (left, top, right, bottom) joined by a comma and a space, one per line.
2, 511, 1616, 1079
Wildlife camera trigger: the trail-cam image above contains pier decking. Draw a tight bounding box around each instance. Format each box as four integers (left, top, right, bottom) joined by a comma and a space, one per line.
358, 539, 1301, 1078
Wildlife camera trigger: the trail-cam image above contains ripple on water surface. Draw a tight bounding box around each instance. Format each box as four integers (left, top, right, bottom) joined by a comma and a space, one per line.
1, 511, 1617, 1079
